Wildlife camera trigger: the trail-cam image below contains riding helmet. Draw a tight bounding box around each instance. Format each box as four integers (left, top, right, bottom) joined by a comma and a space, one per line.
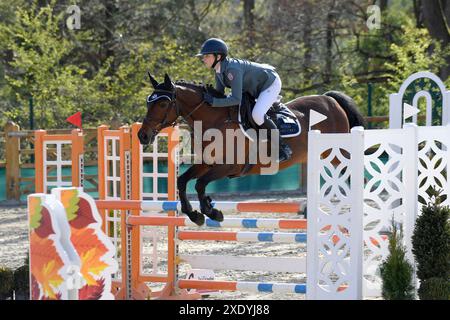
196, 38, 228, 58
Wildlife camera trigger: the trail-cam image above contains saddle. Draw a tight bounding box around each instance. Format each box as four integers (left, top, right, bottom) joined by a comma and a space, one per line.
226, 93, 302, 178
239, 92, 301, 138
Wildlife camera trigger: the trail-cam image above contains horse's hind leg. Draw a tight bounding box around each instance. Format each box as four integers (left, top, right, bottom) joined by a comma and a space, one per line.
178, 164, 210, 226
195, 165, 239, 222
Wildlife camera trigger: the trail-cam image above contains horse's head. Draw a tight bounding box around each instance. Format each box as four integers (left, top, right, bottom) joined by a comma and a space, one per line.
138, 73, 180, 145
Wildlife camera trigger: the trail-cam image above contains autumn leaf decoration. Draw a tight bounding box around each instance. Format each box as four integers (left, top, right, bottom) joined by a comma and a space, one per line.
29, 231, 65, 299
29, 196, 43, 230
58, 190, 111, 298
29, 196, 65, 299
71, 227, 109, 286
59, 189, 96, 229
60, 188, 79, 222
79, 278, 106, 300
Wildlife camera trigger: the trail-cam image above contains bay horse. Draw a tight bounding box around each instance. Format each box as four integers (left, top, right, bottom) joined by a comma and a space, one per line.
138, 73, 365, 226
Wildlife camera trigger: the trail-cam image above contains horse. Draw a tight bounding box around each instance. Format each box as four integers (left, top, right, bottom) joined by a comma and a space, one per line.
138, 73, 366, 226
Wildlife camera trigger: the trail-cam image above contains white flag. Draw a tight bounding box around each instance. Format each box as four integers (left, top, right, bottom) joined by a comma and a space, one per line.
309, 110, 328, 129
403, 103, 419, 120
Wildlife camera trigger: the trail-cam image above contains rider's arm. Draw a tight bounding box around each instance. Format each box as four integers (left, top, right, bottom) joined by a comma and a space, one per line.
211, 68, 242, 107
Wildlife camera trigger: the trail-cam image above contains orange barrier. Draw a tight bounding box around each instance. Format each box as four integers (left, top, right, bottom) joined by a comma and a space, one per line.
34, 129, 84, 194
96, 124, 180, 300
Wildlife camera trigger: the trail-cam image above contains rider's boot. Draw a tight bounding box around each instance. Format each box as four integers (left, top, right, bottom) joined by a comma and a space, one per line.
260, 115, 292, 163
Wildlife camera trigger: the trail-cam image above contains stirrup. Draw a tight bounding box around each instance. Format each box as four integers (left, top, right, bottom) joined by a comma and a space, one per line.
278, 150, 291, 163
278, 142, 292, 163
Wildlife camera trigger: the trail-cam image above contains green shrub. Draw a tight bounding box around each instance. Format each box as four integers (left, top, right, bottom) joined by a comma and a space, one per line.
0, 266, 14, 300
13, 265, 29, 299
412, 188, 450, 300
418, 277, 450, 300
379, 218, 415, 300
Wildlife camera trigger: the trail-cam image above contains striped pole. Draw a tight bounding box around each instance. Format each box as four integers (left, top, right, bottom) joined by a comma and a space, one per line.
178, 280, 348, 294
96, 200, 305, 214
178, 279, 306, 294
177, 231, 307, 243
127, 216, 306, 229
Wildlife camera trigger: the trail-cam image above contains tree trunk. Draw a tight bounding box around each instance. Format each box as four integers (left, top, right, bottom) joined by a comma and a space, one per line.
379, 0, 389, 11
421, 0, 450, 79
413, 0, 423, 28
188, 0, 201, 32
102, 0, 119, 75
444, 0, 450, 23
324, 9, 334, 85
303, 0, 313, 78
243, 0, 255, 48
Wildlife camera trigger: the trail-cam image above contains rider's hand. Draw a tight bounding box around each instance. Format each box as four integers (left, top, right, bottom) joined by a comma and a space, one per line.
203, 92, 214, 106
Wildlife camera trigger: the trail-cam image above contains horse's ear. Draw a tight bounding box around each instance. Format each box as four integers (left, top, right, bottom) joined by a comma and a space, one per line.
164, 73, 174, 89
148, 72, 159, 88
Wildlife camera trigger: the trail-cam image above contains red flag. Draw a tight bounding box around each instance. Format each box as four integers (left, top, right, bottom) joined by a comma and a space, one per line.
66, 112, 82, 128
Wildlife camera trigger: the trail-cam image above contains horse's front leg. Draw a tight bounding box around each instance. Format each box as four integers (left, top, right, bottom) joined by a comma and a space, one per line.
177, 164, 210, 226
195, 165, 240, 222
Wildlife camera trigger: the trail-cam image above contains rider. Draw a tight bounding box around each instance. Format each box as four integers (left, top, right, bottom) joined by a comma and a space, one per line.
196, 38, 292, 162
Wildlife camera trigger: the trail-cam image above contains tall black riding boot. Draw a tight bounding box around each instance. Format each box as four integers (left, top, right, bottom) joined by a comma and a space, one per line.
260, 115, 292, 163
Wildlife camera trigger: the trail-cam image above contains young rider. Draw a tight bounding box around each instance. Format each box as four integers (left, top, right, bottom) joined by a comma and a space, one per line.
196, 38, 292, 162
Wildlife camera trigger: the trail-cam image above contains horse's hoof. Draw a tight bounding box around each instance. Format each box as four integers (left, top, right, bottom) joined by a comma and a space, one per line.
204, 208, 224, 222
186, 210, 205, 226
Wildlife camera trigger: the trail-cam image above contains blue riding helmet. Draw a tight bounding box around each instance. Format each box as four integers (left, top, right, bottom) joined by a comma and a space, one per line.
196, 38, 228, 57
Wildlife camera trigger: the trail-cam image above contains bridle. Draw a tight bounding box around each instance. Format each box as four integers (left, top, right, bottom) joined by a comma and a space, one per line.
143, 86, 206, 135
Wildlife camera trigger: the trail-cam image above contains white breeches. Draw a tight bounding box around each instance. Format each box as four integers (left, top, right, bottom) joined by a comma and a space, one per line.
252, 74, 282, 126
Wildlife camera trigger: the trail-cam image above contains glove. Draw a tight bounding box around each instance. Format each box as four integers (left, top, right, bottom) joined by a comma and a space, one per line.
203, 92, 214, 106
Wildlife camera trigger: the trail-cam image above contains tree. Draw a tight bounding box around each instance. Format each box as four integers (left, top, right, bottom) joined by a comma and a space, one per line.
243, 0, 256, 48
412, 188, 450, 300
379, 217, 415, 300
418, 0, 450, 79
1, 0, 448, 130
0, 2, 92, 128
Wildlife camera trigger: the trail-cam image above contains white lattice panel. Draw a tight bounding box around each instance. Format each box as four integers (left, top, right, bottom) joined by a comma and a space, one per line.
362, 126, 417, 297
417, 125, 450, 209
307, 127, 363, 300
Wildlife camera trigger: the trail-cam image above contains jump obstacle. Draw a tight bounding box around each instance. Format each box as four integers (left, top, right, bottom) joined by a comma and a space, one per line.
29, 123, 391, 300
32, 124, 312, 299
29, 71, 450, 300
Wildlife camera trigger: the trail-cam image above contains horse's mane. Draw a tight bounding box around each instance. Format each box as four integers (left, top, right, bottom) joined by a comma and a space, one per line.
175, 80, 225, 98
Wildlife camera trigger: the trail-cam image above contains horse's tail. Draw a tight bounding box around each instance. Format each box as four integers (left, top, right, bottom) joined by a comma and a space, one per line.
324, 91, 366, 129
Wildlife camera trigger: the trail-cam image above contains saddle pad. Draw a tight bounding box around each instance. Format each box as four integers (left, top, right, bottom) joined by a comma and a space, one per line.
272, 105, 301, 137
238, 103, 301, 141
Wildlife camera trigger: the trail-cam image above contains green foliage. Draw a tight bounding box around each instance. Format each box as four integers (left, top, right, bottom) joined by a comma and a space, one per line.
0, 2, 213, 129
0, 256, 29, 300
0, 266, 14, 299
340, 12, 449, 121
0, 1, 449, 130
0, 1, 92, 129
412, 188, 450, 299
385, 22, 450, 126
418, 277, 450, 300
379, 217, 415, 300
90, 37, 212, 126
13, 264, 30, 299
386, 22, 449, 88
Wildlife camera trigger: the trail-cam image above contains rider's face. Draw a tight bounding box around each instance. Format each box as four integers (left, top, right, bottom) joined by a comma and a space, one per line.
202, 54, 216, 68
